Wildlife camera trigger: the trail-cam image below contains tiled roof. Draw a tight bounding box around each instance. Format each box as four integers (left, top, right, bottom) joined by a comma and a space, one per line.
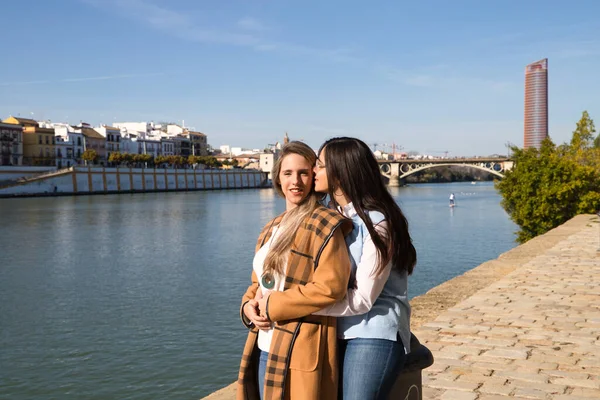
81, 127, 105, 139
7, 117, 38, 126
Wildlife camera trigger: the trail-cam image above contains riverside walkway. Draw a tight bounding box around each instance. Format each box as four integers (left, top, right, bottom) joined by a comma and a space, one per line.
203, 214, 600, 399
415, 214, 600, 399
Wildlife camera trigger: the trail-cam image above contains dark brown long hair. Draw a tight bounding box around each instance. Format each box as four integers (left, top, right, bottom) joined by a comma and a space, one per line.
318, 137, 416, 275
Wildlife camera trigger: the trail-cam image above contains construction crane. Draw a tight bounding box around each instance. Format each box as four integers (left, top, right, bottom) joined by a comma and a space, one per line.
388, 143, 404, 159
369, 143, 380, 152
373, 143, 404, 159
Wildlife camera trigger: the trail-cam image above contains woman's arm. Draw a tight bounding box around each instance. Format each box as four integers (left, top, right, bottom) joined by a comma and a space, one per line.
240, 271, 270, 329
262, 228, 351, 322
240, 271, 259, 328
315, 221, 391, 317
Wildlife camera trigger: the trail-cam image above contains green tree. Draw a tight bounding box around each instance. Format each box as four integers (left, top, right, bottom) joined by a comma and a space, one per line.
164, 155, 185, 167
82, 149, 98, 164
496, 112, 600, 243
132, 154, 152, 166
108, 152, 123, 165
175, 155, 186, 167
568, 111, 600, 170
140, 154, 153, 165
154, 155, 168, 166
570, 110, 596, 151
188, 155, 199, 165
121, 153, 133, 165
196, 156, 222, 168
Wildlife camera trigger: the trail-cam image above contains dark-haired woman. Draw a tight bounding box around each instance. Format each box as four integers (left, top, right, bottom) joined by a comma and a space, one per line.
313, 137, 417, 400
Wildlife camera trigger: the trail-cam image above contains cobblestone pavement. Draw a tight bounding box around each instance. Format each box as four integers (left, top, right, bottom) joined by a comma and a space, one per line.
416, 218, 600, 399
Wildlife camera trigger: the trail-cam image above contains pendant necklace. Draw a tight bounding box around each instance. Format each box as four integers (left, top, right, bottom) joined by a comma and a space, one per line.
261, 272, 275, 290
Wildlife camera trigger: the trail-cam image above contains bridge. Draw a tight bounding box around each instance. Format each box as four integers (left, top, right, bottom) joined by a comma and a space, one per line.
378, 157, 513, 186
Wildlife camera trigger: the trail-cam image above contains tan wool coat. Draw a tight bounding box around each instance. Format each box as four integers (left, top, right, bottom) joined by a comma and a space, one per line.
237, 206, 352, 400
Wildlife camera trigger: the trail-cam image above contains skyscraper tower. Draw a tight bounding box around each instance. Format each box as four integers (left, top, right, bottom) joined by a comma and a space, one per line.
524, 58, 548, 149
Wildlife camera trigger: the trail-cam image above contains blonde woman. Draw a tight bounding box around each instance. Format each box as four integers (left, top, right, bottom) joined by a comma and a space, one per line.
237, 141, 352, 400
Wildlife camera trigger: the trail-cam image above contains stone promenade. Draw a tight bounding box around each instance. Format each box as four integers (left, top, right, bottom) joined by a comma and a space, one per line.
416, 214, 600, 399
203, 214, 600, 400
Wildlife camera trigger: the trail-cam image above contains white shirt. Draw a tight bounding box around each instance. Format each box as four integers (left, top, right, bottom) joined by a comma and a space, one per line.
315, 204, 392, 317
252, 225, 287, 352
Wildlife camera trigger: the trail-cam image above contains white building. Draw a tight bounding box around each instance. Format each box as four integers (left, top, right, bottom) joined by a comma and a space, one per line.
53, 123, 84, 166
373, 150, 393, 160
114, 121, 207, 158
230, 147, 262, 156
260, 153, 277, 179
114, 123, 161, 157
95, 125, 122, 162
136, 139, 161, 158
166, 124, 185, 136
118, 133, 136, 154
54, 137, 75, 168
220, 145, 231, 155
160, 138, 175, 156
113, 122, 152, 139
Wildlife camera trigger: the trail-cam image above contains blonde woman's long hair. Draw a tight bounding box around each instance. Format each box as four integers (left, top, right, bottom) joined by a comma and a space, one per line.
264, 141, 320, 278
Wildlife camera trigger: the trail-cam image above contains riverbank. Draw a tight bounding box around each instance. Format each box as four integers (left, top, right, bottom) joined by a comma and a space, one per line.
0, 166, 268, 198
418, 213, 600, 399
202, 214, 599, 399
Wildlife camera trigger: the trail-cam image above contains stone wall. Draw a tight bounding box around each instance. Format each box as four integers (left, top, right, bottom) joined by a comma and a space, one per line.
0, 166, 268, 197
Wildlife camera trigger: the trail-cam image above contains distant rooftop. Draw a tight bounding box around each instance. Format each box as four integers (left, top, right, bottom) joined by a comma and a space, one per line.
100, 125, 121, 131
4, 116, 38, 126
81, 127, 105, 139
186, 130, 206, 136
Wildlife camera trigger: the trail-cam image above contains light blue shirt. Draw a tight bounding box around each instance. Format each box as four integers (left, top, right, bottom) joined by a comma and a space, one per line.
338, 204, 411, 353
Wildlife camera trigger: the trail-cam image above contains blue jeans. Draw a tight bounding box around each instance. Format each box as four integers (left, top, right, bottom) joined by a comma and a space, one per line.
339, 337, 406, 400
257, 349, 268, 400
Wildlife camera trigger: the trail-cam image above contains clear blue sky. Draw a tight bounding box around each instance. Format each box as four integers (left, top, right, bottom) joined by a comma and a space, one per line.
1, 0, 599, 156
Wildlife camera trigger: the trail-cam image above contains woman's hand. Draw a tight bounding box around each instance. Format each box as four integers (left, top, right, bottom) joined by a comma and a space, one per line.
257, 291, 271, 319
243, 299, 272, 330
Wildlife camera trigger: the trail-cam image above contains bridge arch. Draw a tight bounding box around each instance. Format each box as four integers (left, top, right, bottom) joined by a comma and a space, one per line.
379, 162, 506, 180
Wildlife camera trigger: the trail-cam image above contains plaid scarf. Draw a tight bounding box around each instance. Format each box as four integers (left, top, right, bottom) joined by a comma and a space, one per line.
237, 206, 350, 400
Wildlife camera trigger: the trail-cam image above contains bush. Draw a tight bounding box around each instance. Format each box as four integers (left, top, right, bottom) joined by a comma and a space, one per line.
82, 149, 98, 164
496, 111, 600, 243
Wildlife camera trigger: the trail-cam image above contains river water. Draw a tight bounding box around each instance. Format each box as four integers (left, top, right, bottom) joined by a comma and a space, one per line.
0, 182, 517, 399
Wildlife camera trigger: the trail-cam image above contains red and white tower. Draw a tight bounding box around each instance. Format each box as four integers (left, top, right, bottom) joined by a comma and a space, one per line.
524, 59, 548, 149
